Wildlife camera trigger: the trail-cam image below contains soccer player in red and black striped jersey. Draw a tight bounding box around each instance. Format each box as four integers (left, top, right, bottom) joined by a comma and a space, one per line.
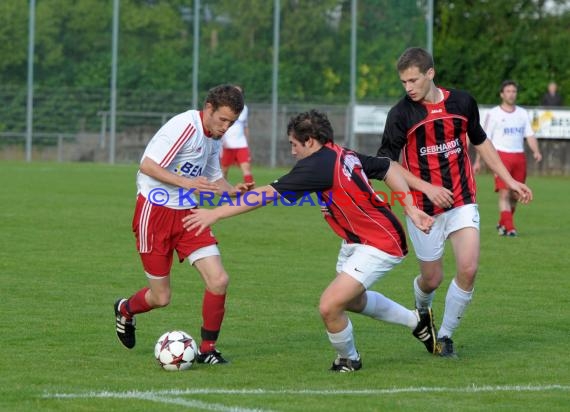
377, 47, 533, 357
183, 109, 438, 372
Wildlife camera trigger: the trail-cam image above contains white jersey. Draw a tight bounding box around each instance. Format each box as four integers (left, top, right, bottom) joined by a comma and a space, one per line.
136, 109, 223, 209
483, 105, 534, 153
222, 105, 249, 148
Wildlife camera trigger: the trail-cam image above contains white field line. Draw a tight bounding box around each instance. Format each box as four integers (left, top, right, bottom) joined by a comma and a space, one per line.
46, 390, 271, 412
45, 384, 570, 399
42, 384, 570, 412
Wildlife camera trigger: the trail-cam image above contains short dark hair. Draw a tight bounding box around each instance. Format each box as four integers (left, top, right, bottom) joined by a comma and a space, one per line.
397, 47, 434, 74
204, 84, 244, 114
500, 80, 518, 93
287, 109, 334, 145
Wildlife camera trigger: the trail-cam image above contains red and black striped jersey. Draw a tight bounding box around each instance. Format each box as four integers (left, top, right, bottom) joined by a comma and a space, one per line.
271, 142, 408, 257
377, 88, 487, 216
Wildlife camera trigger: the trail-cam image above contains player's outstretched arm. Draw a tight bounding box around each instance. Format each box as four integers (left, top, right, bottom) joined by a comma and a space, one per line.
475, 140, 533, 203
389, 161, 454, 209
358, 153, 453, 208
384, 161, 434, 234
211, 176, 255, 197
182, 185, 279, 235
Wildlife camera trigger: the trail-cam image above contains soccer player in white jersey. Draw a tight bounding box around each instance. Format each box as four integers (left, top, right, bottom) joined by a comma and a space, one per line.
221, 86, 255, 186
114, 84, 253, 365
474, 80, 542, 237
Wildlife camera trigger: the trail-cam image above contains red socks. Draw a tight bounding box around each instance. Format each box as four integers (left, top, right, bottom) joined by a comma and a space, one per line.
500, 210, 515, 232
121, 287, 227, 354
200, 290, 226, 353
122, 287, 151, 318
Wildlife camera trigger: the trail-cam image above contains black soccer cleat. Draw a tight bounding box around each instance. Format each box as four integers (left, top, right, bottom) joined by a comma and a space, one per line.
436, 336, 458, 358
114, 298, 136, 349
330, 355, 362, 373
412, 307, 437, 354
196, 349, 229, 365
496, 224, 506, 236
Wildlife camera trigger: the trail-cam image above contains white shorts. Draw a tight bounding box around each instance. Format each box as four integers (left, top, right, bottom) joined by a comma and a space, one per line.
188, 244, 220, 265
335, 242, 404, 289
406, 204, 480, 262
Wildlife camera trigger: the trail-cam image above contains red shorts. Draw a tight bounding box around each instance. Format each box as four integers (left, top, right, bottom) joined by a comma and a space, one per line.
494, 151, 527, 191
132, 194, 218, 277
221, 147, 251, 167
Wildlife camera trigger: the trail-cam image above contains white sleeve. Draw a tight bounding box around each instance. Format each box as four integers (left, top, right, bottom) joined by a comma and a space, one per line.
143, 132, 177, 166
143, 116, 195, 167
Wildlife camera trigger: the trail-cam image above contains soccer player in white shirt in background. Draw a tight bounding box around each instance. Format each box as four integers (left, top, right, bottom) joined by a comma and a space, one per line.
114, 84, 253, 365
474, 80, 542, 236
221, 86, 255, 186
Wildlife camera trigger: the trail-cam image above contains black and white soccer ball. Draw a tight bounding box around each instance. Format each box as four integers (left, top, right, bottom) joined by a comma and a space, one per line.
154, 330, 198, 371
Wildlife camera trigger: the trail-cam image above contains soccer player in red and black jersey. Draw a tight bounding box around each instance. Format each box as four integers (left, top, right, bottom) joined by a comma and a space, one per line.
183, 109, 437, 372
377, 47, 533, 357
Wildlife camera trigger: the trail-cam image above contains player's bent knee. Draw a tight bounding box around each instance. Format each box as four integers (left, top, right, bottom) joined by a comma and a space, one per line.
419, 273, 444, 290
205, 271, 230, 294
457, 261, 478, 277
318, 299, 343, 322
456, 267, 478, 286
152, 293, 171, 308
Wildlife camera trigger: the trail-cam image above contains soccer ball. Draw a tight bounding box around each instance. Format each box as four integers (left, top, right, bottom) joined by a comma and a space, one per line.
154, 330, 198, 371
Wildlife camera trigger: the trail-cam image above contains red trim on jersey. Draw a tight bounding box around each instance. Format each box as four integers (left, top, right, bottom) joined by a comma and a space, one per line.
324, 144, 407, 257
159, 123, 196, 167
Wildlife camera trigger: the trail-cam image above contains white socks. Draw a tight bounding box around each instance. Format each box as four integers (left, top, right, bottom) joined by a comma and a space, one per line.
327, 280, 472, 359
438, 278, 473, 338
414, 275, 435, 308
327, 319, 358, 359
360, 290, 418, 329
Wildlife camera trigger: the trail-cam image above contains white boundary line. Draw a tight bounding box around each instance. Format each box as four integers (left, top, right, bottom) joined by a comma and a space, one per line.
45, 384, 570, 398
45, 390, 271, 412
43, 384, 570, 411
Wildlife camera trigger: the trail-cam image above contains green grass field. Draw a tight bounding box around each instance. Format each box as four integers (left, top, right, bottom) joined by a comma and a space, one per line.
1, 161, 569, 411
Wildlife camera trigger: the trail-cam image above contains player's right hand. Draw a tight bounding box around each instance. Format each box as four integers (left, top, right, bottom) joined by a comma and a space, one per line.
472, 160, 481, 174
405, 206, 434, 234
234, 181, 255, 194
510, 181, 533, 204
182, 208, 218, 235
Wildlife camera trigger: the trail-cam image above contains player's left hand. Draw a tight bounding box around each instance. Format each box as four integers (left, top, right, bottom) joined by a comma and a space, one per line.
424, 184, 454, 209
182, 209, 218, 235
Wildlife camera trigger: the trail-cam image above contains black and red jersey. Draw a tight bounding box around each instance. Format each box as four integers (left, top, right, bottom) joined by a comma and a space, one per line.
377, 88, 487, 216
271, 142, 408, 257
